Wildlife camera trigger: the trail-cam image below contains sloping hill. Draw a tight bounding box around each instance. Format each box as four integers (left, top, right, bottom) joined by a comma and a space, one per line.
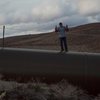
0, 23, 100, 53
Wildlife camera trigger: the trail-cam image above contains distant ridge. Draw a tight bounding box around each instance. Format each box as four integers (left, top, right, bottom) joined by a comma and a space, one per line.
0, 23, 100, 53
70, 23, 100, 34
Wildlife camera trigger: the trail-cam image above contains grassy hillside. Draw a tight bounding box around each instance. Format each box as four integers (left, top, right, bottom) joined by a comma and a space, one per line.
0, 23, 100, 53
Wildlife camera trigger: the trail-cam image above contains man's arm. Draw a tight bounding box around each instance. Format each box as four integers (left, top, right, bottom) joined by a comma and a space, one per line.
55, 26, 58, 32
65, 25, 69, 32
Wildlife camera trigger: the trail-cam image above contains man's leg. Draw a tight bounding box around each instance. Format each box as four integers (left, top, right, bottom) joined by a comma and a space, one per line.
60, 38, 64, 52
63, 37, 68, 52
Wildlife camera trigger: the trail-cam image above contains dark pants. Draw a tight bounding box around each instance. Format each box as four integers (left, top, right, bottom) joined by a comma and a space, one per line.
59, 37, 68, 51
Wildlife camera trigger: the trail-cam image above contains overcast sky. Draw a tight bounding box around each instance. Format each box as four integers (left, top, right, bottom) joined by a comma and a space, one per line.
0, 0, 100, 37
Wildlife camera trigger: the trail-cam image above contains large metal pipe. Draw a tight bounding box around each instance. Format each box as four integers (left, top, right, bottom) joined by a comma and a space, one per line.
0, 48, 100, 94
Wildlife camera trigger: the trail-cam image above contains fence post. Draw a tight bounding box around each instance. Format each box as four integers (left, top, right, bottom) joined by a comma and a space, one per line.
3, 25, 5, 48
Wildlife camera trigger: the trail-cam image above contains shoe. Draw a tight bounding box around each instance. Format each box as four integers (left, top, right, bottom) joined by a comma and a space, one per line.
59, 50, 64, 53
65, 50, 68, 52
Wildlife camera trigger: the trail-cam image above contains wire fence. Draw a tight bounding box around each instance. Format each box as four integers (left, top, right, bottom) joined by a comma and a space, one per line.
0, 25, 33, 38
0, 26, 26, 48
0, 25, 45, 48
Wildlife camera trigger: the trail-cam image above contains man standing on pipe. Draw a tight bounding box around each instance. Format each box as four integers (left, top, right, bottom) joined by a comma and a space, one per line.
55, 22, 69, 52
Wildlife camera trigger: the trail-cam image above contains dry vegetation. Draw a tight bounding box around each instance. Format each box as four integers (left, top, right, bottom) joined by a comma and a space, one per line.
0, 79, 99, 100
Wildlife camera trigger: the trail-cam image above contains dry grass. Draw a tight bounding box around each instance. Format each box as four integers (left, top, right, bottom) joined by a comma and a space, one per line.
0, 74, 99, 100
0, 79, 97, 100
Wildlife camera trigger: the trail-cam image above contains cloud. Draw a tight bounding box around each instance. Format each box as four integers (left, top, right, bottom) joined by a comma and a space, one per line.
32, 0, 77, 22
0, 0, 78, 25
77, 0, 100, 16
0, 15, 5, 24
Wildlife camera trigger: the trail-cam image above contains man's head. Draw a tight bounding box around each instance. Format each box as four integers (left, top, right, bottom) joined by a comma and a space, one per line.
59, 22, 63, 27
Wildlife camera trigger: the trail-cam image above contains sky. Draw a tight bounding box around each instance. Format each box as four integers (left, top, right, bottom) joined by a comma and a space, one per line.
0, 0, 100, 37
